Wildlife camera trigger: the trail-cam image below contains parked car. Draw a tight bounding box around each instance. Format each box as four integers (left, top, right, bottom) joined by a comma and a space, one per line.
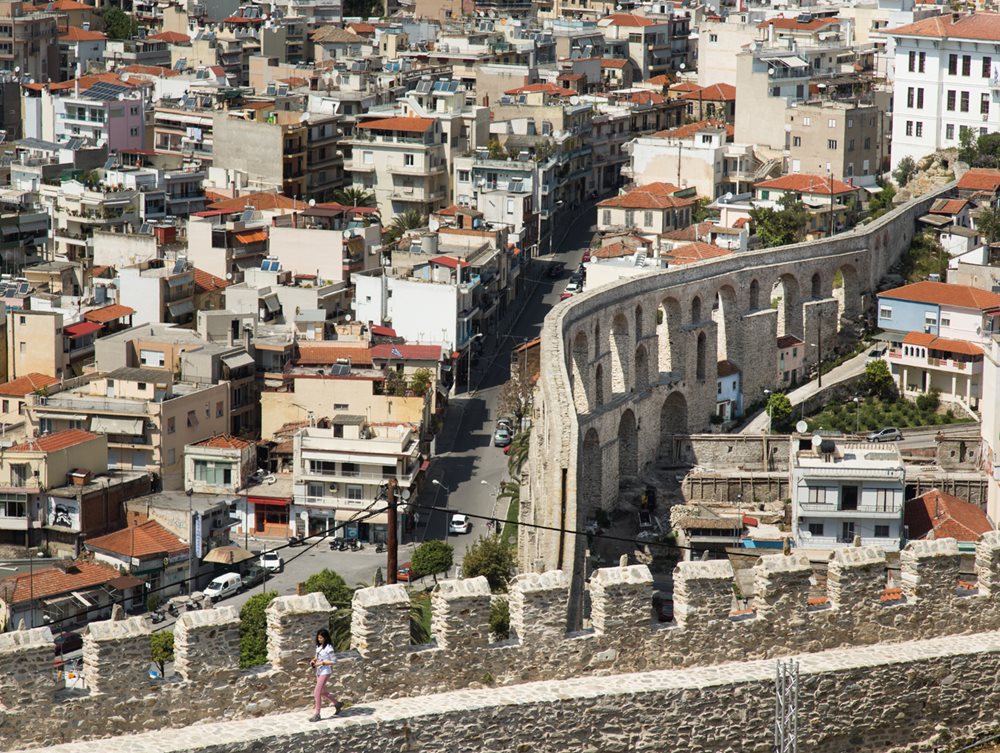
545, 265, 562, 279
867, 427, 904, 442
559, 291, 574, 301
866, 347, 885, 363
494, 427, 512, 447
565, 280, 581, 294
204, 572, 242, 601
242, 565, 266, 588
53, 631, 83, 655
259, 551, 284, 573
496, 416, 514, 431
582, 250, 592, 263
397, 562, 414, 582
449, 514, 472, 535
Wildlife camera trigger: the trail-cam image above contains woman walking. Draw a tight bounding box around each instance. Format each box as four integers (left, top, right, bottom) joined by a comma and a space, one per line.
309, 628, 342, 721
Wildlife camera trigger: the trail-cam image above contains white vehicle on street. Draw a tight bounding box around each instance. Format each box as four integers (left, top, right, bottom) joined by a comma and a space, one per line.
449, 514, 472, 535
259, 551, 284, 572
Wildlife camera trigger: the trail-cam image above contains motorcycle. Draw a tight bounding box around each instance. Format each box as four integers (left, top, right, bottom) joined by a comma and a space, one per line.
350, 539, 363, 552
149, 610, 166, 624
375, 542, 386, 554
167, 604, 179, 618
288, 535, 305, 547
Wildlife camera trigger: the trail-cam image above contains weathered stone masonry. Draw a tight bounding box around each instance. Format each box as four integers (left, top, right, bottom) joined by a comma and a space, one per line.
5, 535, 1000, 750
526, 183, 954, 620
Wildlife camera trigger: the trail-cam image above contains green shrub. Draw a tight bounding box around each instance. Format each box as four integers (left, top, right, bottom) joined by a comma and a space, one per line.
239, 592, 278, 668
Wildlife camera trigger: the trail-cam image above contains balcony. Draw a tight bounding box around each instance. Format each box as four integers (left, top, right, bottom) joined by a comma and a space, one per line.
797, 501, 901, 516
887, 349, 983, 375
389, 163, 446, 176
390, 189, 446, 203
347, 160, 377, 173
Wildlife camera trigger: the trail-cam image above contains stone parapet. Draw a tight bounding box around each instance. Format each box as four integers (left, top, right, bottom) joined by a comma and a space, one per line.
266, 593, 332, 671
431, 577, 492, 650
0, 627, 53, 707
509, 570, 570, 642
351, 584, 410, 657
900, 538, 962, 602
83, 616, 151, 695
589, 564, 653, 637
174, 606, 240, 681
827, 546, 887, 609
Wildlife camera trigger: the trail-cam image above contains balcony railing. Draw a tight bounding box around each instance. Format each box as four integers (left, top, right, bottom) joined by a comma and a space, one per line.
797, 501, 901, 515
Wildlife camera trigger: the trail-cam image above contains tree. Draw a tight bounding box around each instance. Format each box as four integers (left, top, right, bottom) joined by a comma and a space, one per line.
497, 374, 534, 428
506, 428, 530, 478
409, 368, 433, 396
332, 187, 376, 207
958, 127, 979, 165
412, 540, 454, 583
102, 7, 137, 39
302, 569, 355, 650
749, 195, 810, 248
489, 597, 510, 640
867, 181, 896, 220
487, 138, 507, 160
691, 196, 713, 224
150, 631, 174, 676
766, 392, 793, 430
976, 204, 1000, 245
461, 535, 515, 592
385, 209, 427, 244
239, 591, 278, 668
892, 156, 917, 187
862, 359, 896, 400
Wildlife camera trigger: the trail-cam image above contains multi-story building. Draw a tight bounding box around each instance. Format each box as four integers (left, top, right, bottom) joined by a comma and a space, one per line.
0, 1, 59, 83
597, 182, 697, 236
224, 265, 350, 326
184, 434, 256, 495
291, 418, 423, 542
887, 12, 1000, 169
597, 12, 691, 79
24, 368, 231, 489
58, 24, 107, 80
212, 106, 309, 198
791, 437, 905, 551
152, 104, 215, 166
116, 261, 195, 328
0, 373, 58, 438
5, 309, 100, 380
185, 207, 270, 282
785, 99, 885, 183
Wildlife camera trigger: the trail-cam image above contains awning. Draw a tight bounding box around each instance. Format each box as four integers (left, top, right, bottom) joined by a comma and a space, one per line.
202, 544, 254, 565
64, 321, 102, 338
235, 229, 267, 244
91, 416, 144, 435
249, 496, 290, 507
222, 352, 255, 370
35, 412, 87, 421
167, 299, 194, 317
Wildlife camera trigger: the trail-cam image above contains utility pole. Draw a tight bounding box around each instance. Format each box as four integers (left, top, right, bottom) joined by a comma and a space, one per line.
817, 317, 823, 389
386, 478, 398, 585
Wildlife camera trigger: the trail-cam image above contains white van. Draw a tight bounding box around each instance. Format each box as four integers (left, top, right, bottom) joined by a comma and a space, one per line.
204, 572, 242, 601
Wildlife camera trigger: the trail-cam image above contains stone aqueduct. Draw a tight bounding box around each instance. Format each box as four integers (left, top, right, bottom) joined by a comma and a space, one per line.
524, 186, 951, 619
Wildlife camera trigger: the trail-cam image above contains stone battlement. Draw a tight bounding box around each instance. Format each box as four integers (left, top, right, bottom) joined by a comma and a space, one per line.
4, 534, 1000, 749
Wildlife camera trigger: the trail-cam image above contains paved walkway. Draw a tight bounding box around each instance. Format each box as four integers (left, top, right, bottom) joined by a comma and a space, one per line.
741, 349, 870, 433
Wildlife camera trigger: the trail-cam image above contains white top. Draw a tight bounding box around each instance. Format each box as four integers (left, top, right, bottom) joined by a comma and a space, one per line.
315, 643, 335, 676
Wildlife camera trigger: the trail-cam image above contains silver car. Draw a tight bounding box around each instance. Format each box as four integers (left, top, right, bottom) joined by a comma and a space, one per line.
867, 427, 903, 442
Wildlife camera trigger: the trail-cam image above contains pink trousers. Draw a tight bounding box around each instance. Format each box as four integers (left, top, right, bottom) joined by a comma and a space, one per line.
314, 673, 337, 713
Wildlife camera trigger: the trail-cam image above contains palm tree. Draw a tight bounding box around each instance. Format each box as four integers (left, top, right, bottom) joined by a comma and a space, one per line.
332, 187, 376, 208
386, 209, 428, 243
506, 429, 530, 478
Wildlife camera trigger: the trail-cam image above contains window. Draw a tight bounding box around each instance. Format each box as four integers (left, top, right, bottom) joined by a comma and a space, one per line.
827, 139, 838, 149
841, 521, 856, 543
362, 150, 373, 164
873, 488, 893, 512
186, 409, 198, 428
985, 56, 994, 78
341, 462, 360, 477
404, 153, 414, 166
644, 211, 653, 227
10, 463, 30, 487
864, 137, 871, 149
167, 417, 175, 434
941, 316, 951, 328
194, 460, 233, 486
802, 117, 811, 126
828, 118, 837, 128
919, 51, 926, 72
848, 139, 855, 151
947, 90, 956, 111
624, 209, 635, 226
905, 121, 913, 137
925, 312, 937, 326
307, 481, 325, 498
333, 403, 349, 410
458, 170, 470, 182
807, 487, 827, 505
949, 54, 958, 75
947, 124, 955, 140
717, 382, 722, 395
709, 33, 718, 42
906, 88, 914, 108
216, 401, 224, 417
879, 305, 892, 320
792, 136, 801, 147
140, 349, 165, 367
961, 91, 970, 112
18, 342, 24, 354
916, 122, 923, 137
130, 127, 139, 136
983, 93, 991, 115
807, 523, 824, 537
602, 209, 611, 225
18, 315, 24, 325
346, 484, 364, 501
1, 400, 7, 413
0, 492, 26, 519
963, 54, 972, 76
908, 50, 916, 72
875, 525, 890, 538
916, 88, 924, 108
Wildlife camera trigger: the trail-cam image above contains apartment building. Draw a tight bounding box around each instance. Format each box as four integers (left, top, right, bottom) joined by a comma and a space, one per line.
116, 261, 195, 327
24, 368, 231, 489
791, 437, 905, 551
58, 24, 107, 80
152, 105, 215, 166
184, 434, 256, 495
597, 182, 697, 236
212, 107, 308, 198
291, 418, 423, 542
5, 309, 99, 380
185, 208, 270, 282
597, 12, 691, 80
224, 265, 350, 325
266, 207, 382, 283
0, 372, 58, 437
887, 12, 1000, 169
0, 1, 59, 83
785, 99, 884, 183
0, 428, 106, 547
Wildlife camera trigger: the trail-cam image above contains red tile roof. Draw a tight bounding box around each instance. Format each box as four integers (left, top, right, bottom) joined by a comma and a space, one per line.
957, 168, 1000, 192
929, 198, 968, 215
234, 228, 268, 245
659, 221, 715, 242
297, 343, 373, 366
627, 90, 667, 105
605, 12, 657, 26
0, 373, 59, 397
148, 30, 191, 43
600, 58, 628, 69
902, 331, 983, 356
9, 429, 99, 453
370, 343, 442, 361
755, 173, 859, 195
758, 16, 840, 31
121, 64, 180, 78
0, 560, 122, 605
669, 81, 701, 93
881, 281, 1000, 311
645, 74, 674, 87
60, 25, 107, 42
356, 116, 435, 133
599, 182, 696, 210
504, 82, 577, 97
192, 433, 254, 449
208, 192, 299, 212
348, 22, 376, 34
888, 12, 1000, 41
194, 268, 230, 294
64, 321, 103, 338
84, 304, 135, 323
655, 119, 733, 139
664, 241, 731, 265
717, 359, 740, 377
430, 255, 470, 269
86, 520, 187, 559
679, 82, 736, 101
905, 488, 993, 542
370, 324, 397, 337
592, 241, 638, 259
777, 334, 804, 348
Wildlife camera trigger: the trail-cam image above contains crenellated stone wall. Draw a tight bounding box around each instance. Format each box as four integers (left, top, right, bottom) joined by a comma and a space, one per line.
5, 534, 1000, 750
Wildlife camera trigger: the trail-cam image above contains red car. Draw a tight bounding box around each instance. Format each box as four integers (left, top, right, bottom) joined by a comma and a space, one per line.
397, 562, 414, 582
582, 251, 592, 263
560, 292, 574, 301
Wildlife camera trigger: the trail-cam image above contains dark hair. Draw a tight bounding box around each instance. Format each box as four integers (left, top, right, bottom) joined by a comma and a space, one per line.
316, 628, 332, 647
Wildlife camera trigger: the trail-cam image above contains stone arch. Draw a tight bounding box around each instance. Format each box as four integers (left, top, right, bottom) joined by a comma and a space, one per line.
658, 297, 684, 375
610, 311, 631, 394
635, 344, 649, 392
594, 363, 604, 407
635, 304, 644, 341
810, 272, 822, 299
833, 263, 861, 329
772, 273, 802, 338
570, 330, 590, 413
714, 284, 739, 363
617, 409, 638, 486
748, 279, 760, 310
690, 295, 702, 324
696, 331, 707, 382
658, 391, 688, 463
581, 428, 602, 513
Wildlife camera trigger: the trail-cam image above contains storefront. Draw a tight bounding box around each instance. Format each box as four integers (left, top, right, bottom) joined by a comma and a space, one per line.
248, 495, 291, 538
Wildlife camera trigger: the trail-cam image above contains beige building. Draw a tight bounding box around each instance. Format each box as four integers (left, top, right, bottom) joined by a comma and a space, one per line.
598, 182, 697, 236
0, 1, 59, 83
24, 368, 230, 490
0, 373, 59, 438
6, 311, 69, 381
785, 99, 884, 184
184, 434, 256, 495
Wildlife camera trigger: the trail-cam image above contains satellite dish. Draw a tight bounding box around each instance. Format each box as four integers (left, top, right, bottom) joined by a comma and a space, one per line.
569, 96, 580, 105
811, 434, 823, 450
308, 198, 316, 207
795, 420, 808, 434
344, 314, 352, 322
428, 217, 440, 232
399, 487, 412, 501
226, 272, 234, 280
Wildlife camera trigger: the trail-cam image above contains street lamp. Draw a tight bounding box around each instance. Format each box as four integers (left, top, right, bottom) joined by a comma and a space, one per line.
467, 332, 485, 392
853, 396, 861, 435
763, 389, 772, 435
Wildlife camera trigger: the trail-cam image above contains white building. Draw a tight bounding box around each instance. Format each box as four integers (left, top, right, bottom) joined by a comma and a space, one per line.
791, 437, 905, 551
887, 12, 1000, 169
